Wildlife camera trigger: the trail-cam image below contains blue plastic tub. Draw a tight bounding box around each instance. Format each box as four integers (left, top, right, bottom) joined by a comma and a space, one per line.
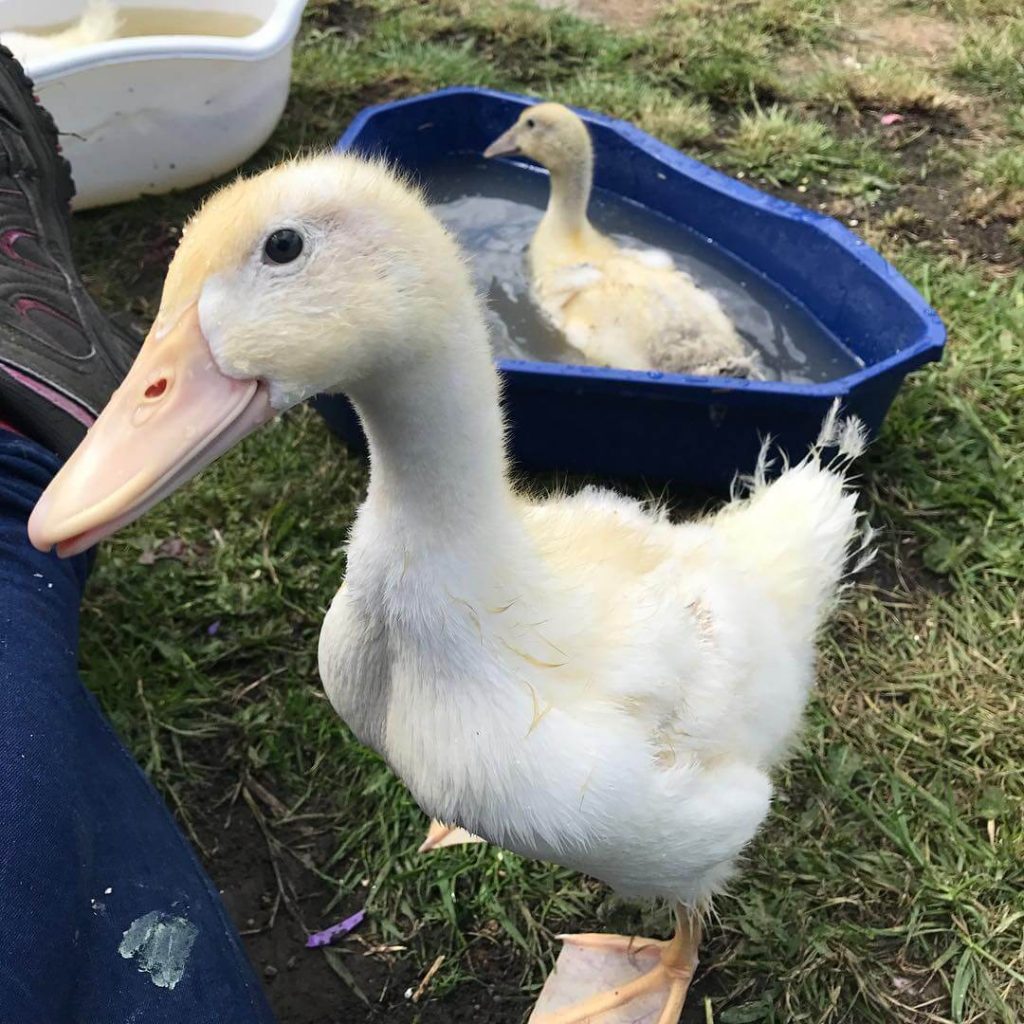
316, 87, 945, 488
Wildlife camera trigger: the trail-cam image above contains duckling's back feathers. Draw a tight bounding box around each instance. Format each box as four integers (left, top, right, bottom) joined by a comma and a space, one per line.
533, 246, 763, 378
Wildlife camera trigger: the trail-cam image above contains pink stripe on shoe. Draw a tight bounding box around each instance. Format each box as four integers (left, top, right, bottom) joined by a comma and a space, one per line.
0, 229, 40, 267
0, 361, 94, 427
0, 418, 25, 437
14, 297, 78, 325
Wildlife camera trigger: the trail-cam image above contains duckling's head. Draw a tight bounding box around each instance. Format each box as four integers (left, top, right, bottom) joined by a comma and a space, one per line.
29, 153, 472, 557
483, 102, 592, 176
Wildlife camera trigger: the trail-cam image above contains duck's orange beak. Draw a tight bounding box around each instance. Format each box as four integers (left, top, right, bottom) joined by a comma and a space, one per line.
483, 125, 522, 159
28, 303, 274, 558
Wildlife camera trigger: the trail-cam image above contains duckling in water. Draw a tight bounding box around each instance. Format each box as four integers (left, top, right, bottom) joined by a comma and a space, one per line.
485, 102, 762, 379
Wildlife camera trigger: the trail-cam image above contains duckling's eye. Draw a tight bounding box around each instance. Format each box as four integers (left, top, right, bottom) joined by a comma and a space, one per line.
525, 118, 536, 129
263, 228, 304, 265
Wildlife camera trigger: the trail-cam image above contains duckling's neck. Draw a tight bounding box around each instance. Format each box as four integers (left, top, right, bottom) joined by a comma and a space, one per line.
544, 146, 593, 238
347, 305, 515, 551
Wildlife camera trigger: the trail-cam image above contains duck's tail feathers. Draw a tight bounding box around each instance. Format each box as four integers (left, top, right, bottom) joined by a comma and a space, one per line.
718, 400, 875, 642
809, 398, 870, 465
732, 399, 869, 498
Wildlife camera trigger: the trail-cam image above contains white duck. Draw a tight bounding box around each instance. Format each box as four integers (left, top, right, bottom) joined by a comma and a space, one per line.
3, 1, 120, 65
484, 103, 762, 379
30, 153, 868, 1024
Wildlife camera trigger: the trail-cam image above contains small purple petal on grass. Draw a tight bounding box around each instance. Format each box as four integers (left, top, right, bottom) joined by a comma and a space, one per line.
305, 909, 366, 948
206, 621, 220, 636
880, 113, 904, 125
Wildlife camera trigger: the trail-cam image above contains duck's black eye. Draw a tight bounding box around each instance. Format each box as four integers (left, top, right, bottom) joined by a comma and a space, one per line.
525, 117, 536, 128
263, 228, 304, 265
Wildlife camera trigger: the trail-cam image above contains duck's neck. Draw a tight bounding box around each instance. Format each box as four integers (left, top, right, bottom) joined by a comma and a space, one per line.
347, 306, 515, 554
544, 147, 593, 238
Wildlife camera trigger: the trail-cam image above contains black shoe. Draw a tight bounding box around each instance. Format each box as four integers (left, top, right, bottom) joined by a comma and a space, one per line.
0, 45, 141, 460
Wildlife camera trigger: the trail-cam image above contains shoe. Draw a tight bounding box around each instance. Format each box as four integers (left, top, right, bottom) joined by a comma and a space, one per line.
0, 44, 141, 460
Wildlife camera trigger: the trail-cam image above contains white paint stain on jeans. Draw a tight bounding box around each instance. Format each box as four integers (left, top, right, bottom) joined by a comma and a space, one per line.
118, 910, 198, 990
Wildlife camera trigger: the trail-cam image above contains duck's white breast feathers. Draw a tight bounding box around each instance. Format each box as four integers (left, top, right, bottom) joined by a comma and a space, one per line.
317, 470, 852, 903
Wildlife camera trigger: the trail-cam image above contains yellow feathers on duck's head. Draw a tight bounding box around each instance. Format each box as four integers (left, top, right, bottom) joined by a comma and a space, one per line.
484, 102, 592, 175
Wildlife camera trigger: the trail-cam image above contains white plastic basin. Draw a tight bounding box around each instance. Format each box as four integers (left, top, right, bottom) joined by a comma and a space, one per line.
0, 0, 306, 209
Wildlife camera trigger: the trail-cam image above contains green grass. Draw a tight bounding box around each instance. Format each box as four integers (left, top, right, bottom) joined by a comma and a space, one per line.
559, 73, 715, 146
921, 0, 1021, 18
951, 16, 1024, 103
974, 146, 1024, 191
964, 144, 1024, 223
800, 56, 966, 113
67, 0, 1024, 1021
722, 104, 897, 190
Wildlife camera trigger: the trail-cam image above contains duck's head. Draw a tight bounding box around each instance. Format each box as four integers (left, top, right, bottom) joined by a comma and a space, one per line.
483, 102, 592, 175
29, 153, 467, 557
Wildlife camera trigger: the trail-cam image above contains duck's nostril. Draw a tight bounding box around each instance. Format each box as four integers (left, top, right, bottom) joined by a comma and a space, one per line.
145, 378, 168, 399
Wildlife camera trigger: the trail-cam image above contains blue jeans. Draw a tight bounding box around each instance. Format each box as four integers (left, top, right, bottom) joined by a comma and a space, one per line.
0, 431, 276, 1024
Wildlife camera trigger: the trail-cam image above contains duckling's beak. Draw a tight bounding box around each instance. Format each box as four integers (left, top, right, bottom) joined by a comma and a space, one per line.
483, 125, 521, 159
28, 303, 274, 558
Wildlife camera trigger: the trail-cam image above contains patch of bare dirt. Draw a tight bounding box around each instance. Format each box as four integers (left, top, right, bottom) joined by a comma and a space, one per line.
780, 0, 973, 120
848, 5, 960, 64
748, 99, 1019, 270
863, 111, 1020, 267
195, 791, 535, 1023
535, 0, 668, 29
192, 784, 722, 1024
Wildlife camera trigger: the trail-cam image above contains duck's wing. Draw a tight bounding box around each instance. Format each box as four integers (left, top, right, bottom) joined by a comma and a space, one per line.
521, 486, 679, 584
517, 450, 861, 765
608, 260, 758, 376
546, 250, 738, 365
538, 257, 683, 369
537, 261, 606, 309
621, 245, 676, 272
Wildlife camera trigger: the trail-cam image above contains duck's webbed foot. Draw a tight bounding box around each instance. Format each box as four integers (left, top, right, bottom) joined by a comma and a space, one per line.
418, 819, 486, 853
530, 906, 700, 1024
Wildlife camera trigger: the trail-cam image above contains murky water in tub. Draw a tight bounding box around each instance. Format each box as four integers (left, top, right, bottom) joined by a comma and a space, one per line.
110, 8, 264, 38
426, 157, 863, 383
7, 7, 264, 41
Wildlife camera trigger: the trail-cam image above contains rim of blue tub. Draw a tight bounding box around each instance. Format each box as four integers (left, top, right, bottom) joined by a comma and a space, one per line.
336, 86, 946, 402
